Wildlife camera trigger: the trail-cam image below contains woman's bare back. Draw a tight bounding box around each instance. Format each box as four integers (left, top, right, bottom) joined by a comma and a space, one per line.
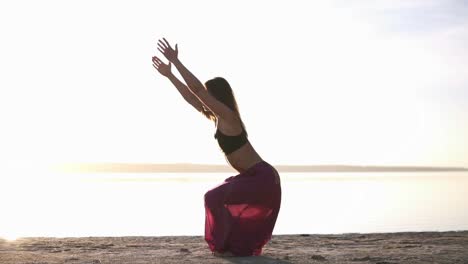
216, 118, 263, 173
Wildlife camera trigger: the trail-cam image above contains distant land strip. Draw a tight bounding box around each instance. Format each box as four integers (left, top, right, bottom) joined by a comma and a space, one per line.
54, 163, 468, 173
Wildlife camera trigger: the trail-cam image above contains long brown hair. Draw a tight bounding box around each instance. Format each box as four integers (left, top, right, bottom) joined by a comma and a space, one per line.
202, 77, 247, 135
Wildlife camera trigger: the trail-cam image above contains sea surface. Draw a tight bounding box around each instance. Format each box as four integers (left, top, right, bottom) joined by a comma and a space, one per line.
1, 171, 467, 238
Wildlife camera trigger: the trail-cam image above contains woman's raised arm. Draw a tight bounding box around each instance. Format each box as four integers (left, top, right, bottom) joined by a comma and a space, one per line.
157, 38, 239, 123
152, 55, 204, 113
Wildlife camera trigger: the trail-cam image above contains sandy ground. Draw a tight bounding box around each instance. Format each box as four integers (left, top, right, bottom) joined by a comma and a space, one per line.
1, 231, 467, 264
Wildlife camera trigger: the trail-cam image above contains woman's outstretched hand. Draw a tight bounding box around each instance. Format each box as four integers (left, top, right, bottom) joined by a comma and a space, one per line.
152, 56, 172, 77
157, 38, 178, 62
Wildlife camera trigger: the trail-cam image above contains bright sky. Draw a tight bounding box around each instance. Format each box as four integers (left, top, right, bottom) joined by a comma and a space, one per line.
0, 0, 467, 167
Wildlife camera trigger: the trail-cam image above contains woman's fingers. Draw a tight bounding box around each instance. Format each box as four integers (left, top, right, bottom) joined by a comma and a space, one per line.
157, 38, 177, 61
152, 56, 163, 64
157, 42, 166, 52
162, 38, 172, 49
158, 39, 168, 49
152, 57, 161, 64
157, 39, 164, 48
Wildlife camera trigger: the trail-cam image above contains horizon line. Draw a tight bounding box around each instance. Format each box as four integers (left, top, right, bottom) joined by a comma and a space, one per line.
52, 163, 468, 173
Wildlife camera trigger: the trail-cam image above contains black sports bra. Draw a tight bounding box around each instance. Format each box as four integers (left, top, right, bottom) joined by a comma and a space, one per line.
214, 127, 248, 155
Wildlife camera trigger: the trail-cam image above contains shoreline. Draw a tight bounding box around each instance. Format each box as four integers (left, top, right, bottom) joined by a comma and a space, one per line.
1, 231, 467, 263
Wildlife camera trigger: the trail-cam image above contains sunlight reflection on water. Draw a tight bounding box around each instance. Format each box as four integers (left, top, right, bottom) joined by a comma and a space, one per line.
1, 172, 467, 238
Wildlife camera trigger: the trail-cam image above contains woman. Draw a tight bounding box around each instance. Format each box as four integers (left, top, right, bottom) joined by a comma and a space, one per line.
152, 38, 281, 257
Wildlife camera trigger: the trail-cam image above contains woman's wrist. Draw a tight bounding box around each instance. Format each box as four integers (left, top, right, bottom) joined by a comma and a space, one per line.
166, 72, 175, 79
171, 57, 181, 65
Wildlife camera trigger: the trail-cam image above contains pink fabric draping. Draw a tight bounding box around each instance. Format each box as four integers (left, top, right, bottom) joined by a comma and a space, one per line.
204, 161, 281, 256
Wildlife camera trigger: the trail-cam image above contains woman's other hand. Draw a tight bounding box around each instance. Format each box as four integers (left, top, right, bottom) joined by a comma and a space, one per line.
157, 38, 178, 62
152, 56, 172, 77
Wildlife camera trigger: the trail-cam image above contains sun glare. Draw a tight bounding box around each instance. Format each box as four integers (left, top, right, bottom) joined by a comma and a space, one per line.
1, 233, 21, 242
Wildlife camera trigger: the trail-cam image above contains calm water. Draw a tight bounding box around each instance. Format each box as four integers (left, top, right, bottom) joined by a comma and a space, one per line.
1, 172, 467, 238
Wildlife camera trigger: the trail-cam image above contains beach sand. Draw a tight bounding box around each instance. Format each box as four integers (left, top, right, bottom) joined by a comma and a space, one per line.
1, 231, 467, 264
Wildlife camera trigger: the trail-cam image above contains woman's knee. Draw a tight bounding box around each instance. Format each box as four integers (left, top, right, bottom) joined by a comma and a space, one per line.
204, 186, 225, 208
205, 190, 216, 207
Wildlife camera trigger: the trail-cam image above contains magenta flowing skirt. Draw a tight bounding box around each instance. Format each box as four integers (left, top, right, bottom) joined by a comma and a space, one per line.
204, 161, 281, 256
